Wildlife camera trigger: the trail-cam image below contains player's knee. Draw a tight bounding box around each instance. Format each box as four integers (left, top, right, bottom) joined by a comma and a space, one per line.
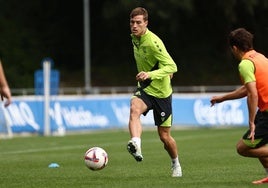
236, 146, 244, 156
158, 126, 173, 144
236, 143, 248, 157
159, 133, 166, 142
159, 134, 172, 145
130, 101, 145, 116
130, 104, 141, 116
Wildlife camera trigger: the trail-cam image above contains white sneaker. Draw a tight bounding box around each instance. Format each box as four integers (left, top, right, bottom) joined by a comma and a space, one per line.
127, 140, 143, 162
171, 165, 182, 177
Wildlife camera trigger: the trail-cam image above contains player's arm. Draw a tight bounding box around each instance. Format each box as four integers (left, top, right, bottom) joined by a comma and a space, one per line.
147, 40, 177, 80
0, 60, 11, 107
245, 81, 257, 142
149, 56, 177, 79
239, 60, 257, 142
211, 59, 254, 106
210, 86, 247, 106
137, 54, 176, 81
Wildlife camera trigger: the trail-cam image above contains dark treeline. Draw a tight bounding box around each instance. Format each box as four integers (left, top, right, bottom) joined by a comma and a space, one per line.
0, 0, 268, 88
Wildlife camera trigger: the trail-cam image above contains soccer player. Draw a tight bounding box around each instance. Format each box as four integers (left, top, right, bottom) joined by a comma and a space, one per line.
210, 28, 268, 184
0, 59, 11, 107
126, 7, 182, 177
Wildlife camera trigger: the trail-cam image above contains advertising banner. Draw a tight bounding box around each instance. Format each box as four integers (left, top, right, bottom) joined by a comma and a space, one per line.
0, 94, 248, 135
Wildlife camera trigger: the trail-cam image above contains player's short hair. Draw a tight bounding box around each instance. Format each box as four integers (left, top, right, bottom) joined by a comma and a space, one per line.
229, 28, 253, 52
130, 7, 148, 21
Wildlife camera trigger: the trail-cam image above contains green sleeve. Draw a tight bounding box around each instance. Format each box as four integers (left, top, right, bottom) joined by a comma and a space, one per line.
238, 59, 255, 83
147, 38, 177, 80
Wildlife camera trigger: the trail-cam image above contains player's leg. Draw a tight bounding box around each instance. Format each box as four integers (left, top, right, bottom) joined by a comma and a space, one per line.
236, 111, 268, 184
127, 96, 147, 162
157, 126, 182, 177
153, 95, 182, 177
157, 126, 178, 158
236, 110, 268, 158
236, 139, 268, 157
128, 97, 146, 138
252, 157, 268, 184
236, 140, 268, 184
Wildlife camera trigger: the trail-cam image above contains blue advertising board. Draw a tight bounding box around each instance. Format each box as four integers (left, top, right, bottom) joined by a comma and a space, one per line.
0, 94, 248, 135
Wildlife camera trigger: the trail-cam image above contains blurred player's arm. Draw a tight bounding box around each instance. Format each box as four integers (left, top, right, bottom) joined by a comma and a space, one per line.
0, 60, 11, 107
210, 85, 247, 106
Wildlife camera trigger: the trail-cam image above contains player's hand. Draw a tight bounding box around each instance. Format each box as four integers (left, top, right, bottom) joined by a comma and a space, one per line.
210, 96, 223, 107
0, 86, 11, 107
136, 71, 150, 81
248, 123, 255, 143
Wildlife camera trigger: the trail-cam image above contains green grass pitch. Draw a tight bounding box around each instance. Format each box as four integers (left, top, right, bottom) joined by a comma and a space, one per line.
0, 127, 266, 188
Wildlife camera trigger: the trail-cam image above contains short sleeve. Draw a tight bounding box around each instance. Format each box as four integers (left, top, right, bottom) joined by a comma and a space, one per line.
238, 59, 255, 84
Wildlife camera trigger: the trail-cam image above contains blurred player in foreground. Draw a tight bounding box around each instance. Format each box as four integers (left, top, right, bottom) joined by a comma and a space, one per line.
126, 7, 182, 177
0, 59, 11, 107
210, 28, 268, 184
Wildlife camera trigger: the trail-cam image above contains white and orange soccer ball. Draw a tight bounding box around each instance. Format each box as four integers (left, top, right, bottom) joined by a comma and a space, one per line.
84, 147, 108, 171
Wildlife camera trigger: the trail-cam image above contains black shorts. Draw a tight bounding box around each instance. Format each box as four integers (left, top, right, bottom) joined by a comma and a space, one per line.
133, 88, 172, 127
242, 110, 268, 148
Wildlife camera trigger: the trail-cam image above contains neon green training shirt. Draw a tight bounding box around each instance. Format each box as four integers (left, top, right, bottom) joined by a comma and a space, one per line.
131, 29, 177, 98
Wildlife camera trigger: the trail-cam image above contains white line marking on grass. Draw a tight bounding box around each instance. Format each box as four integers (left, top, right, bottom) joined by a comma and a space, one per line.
0, 145, 87, 155
0, 141, 120, 155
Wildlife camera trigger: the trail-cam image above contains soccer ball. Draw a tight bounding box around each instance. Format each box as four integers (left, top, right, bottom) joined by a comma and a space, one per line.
84, 147, 108, 171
